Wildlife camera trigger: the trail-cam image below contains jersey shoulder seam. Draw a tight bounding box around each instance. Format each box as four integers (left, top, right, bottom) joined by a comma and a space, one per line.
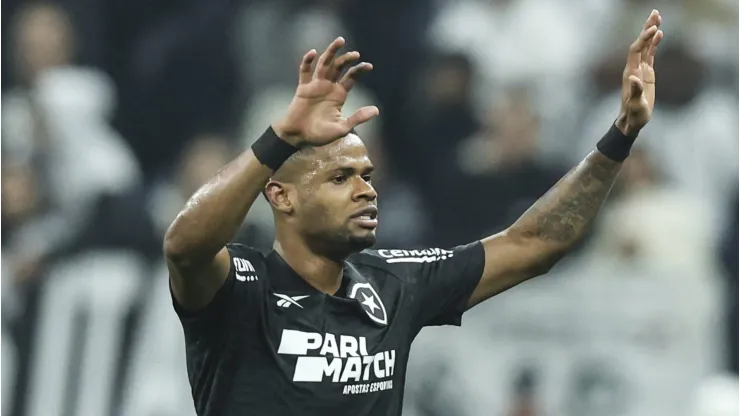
226, 243, 269, 259
348, 252, 410, 285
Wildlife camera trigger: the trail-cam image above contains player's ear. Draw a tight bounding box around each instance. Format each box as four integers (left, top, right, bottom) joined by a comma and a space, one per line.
265, 181, 294, 214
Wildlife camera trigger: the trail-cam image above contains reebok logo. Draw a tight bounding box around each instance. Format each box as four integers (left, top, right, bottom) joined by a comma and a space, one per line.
233, 257, 258, 282
377, 248, 453, 263
274, 293, 310, 308
277, 329, 395, 395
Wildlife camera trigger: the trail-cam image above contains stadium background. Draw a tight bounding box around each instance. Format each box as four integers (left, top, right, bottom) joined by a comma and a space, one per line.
1, 0, 738, 415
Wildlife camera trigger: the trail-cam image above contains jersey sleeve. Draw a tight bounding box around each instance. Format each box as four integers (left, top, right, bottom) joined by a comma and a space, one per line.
396, 241, 485, 328
170, 243, 265, 330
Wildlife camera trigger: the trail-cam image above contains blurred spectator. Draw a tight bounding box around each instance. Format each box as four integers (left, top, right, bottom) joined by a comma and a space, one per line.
406, 144, 725, 416
691, 374, 740, 416
2, 2, 143, 295
406, 52, 480, 187
430, 86, 566, 246
402, 359, 460, 416
587, 0, 680, 63
429, 0, 591, 88
146, 133, 274, 251
570, 147, 724, 409
593, 0, 738, 70
681, 0, 739, 91
404, 52, 481, 246
588, 147, 717, 274
2, 13, 153, 413
113, 0, 242, 179
146, 133, 270, 245
70, 188, 161, 261
238, 0, 352, 93
1, 160, 53, 305
719, 193, 739, 373
574, 42, 738, 239
3, 2, 142, 223
505, 367, 542, 416
1, 163, 42, 239
8, 2, 75, 86
427, 0, 610, 130
340, 0, 435, 165
363, 134, 430, 248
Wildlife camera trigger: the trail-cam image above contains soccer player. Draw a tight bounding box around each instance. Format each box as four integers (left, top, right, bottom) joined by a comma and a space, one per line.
164, 10, 663, 416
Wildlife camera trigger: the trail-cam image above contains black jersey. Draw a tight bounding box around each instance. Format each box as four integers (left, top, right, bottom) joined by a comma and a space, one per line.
171, 241, 485, 416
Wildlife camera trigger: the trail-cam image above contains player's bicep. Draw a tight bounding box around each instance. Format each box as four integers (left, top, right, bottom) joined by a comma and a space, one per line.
469, 231, 552, 308
168, 246, 232, 312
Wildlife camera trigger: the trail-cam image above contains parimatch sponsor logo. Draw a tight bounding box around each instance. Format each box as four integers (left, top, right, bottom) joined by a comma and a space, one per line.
377, 248, 454, 263
277, 329, 395, 395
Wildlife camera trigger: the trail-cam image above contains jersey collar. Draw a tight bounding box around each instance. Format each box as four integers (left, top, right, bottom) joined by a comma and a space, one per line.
265, 250, 368, 298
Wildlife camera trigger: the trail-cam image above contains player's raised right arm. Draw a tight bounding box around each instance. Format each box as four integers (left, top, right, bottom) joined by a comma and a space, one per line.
164, 147, 275, 311
164, 37, 378, 311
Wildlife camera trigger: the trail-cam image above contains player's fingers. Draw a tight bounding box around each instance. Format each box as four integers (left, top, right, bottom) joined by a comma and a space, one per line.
647, 30, 663, 68
627, 25, 659, 68
299, 49, 318, 84
631, 25, 659, 54
342, 106, 380, 131
330, 51, 361, 82
640, 13, 661, 63
642, 9, 660, 30
339, 62, 373, 92
315, 37, 345, 79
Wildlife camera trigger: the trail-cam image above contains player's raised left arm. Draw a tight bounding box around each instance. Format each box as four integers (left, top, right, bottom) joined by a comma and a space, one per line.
467, 10, 664, 308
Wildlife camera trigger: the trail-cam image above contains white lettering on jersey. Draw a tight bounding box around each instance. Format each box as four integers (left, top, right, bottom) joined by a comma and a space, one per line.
233, 258, 258, 281
340, 335, 359, 357
376, 248, 453, 263
319, 333, 339, 356
277, 329, 395, 395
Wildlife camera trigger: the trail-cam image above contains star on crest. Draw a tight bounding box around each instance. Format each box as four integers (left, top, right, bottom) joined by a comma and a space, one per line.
361, 292, 379, 313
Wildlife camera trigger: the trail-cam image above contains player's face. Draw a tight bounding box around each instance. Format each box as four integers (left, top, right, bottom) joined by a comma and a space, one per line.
295, 135, 378, 252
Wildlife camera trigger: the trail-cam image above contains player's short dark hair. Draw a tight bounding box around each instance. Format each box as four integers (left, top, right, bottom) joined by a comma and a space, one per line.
260, 129, 359, 201
260, 147, 314, 200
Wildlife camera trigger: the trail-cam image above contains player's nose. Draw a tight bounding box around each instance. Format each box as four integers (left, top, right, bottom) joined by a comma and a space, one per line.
353, 178, 377, 201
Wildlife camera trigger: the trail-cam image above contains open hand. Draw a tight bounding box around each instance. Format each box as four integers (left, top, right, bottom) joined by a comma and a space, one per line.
273, 37, 380, 147
616, 9, 664, 137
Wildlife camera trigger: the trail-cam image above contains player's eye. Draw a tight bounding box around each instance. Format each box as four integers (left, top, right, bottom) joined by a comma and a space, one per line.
331, 175, 347, 184
361, 175, 372, 183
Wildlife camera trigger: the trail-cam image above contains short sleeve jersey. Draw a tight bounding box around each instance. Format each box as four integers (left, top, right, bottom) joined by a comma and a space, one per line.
172, 242, 485, 416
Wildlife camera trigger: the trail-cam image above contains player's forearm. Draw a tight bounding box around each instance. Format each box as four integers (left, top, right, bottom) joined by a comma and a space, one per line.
507, 150, 622, 265
163, 149, 272, 264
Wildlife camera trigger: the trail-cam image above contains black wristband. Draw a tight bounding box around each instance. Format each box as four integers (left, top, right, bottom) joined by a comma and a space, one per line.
596, 123, 638, 162
251, 126, 300, 171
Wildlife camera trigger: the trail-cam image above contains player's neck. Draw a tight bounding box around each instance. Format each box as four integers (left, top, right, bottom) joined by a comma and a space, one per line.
273, 236, 344, 295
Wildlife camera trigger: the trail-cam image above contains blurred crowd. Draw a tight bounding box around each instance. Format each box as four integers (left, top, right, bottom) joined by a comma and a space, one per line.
1, 0, 738, 415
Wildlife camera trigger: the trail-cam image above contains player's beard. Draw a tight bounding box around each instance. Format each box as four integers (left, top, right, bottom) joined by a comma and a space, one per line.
346, 230, 376, 251
312, 226, 376, 259
338, 225, 376, 251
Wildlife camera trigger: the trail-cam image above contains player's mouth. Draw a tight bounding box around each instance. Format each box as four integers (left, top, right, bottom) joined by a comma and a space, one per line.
350, 206, 379, 229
